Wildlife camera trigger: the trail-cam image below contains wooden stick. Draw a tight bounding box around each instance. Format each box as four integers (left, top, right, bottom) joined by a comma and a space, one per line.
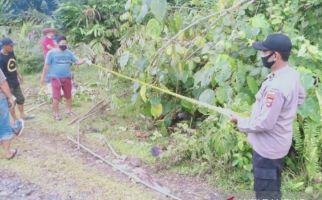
82, 100, 105, 117
67, 136, 182, 200
77, 122, 80, 150
76, 103, 110, 124
102, 135, 121, 158
26, 102, 47, 113
23, 88, 30, 94
68, 100, 106, 125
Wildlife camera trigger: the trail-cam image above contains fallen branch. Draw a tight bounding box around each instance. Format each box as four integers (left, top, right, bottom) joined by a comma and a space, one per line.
102, 135, 121, 158
67, 136, 182, 200
68, 100, 107, 125
82, 99, 105, 117
77, 122, 81, 150
79, 104, 110, 123
25, 102, 47, 113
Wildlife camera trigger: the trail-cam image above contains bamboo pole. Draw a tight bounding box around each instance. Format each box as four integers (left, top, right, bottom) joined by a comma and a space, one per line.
68, 100, 106, 125
25, 102, 47, 113
67, 136, 182, 200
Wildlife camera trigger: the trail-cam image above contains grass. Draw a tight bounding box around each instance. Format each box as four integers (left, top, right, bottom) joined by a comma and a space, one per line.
0, 138, 157, 200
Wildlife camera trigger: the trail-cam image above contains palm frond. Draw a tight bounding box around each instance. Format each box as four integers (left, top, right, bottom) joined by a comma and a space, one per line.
293, 120, 303, 154
303, 121, 320, 183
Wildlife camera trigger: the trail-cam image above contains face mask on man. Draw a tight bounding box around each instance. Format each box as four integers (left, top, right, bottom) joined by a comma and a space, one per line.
59, 45, 67, 51
261, 52, 276, 69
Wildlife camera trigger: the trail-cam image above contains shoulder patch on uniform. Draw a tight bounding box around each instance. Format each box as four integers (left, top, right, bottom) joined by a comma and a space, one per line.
265, 89, 277, 108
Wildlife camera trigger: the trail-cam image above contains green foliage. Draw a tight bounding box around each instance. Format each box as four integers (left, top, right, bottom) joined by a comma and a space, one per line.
158, 115, 253, 185
116, 0, 322, 192
0, 23, 43, 74
54, 0, 127, 54
150, 0, 168, 21
0, 0, 56, 25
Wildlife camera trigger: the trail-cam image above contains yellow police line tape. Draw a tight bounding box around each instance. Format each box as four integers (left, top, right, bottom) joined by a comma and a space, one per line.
91, 63, 236, 118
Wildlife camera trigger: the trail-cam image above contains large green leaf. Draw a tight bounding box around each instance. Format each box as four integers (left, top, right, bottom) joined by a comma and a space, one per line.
215, 65, 232, 85
151, 103, 163, 118
315, 89, 322, 124
168, 12, 183, 32
199, 89, 215, 104
150, 97, 163, 118
215, 85, 233, 104
125, 0, 131, 10
136, 4, 148, 22
251, 14, 270, 31
299, 97, 320, 122
300, 72, 315, 90
194, 67, 216, 87
246, 76, 258, 95
140, 85, 147, 102
150, 0, 167, 21
119, 51, 130, 68
146, 18, 162, 38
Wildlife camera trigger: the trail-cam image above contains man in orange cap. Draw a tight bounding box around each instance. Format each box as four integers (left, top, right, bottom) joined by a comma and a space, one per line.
41, 28, 58, 97
42, 28, 57, 60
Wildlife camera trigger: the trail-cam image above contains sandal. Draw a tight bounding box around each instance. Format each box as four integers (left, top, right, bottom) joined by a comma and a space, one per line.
13, 119, 24, 137
23, 115, 35, 120
54, 113, 62, 121
66, 111, 76, 117
7, 149, 18, 160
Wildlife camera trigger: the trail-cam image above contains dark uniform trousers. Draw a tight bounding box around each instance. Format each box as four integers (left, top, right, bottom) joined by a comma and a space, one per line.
253, 151, 284, 200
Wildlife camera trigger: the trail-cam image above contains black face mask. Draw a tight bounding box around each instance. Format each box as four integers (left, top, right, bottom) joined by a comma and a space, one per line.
59, 45, 67, 51
261, 52, 275, 69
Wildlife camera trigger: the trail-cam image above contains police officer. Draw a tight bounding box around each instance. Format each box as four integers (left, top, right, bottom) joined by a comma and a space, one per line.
230, 33, 306, 200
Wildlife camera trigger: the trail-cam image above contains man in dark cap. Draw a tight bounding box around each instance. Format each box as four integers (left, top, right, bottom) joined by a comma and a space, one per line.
230, 33, 306, 199
0, 38, 30, 122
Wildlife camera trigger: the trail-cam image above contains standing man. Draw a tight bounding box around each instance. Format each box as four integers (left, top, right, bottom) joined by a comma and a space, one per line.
0, 68, 23, 159
41, 28, 58, 97
0, 38, 29, 122
231, 33, 305, 200
41, 28, 57, 60
40, 36, 86, 120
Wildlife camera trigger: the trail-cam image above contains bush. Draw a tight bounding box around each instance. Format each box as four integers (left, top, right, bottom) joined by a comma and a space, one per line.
9, 23, 44, 74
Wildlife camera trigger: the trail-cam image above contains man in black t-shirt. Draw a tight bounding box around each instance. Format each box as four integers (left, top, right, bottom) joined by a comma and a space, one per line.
0, 38, 29, 121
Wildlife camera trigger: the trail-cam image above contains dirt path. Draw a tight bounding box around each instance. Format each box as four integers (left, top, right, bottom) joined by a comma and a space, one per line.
0, 125, 165, 200
0, 169, 62, 200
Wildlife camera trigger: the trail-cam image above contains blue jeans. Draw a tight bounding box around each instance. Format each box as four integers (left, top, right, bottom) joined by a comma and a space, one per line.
0, 98, 14, 141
